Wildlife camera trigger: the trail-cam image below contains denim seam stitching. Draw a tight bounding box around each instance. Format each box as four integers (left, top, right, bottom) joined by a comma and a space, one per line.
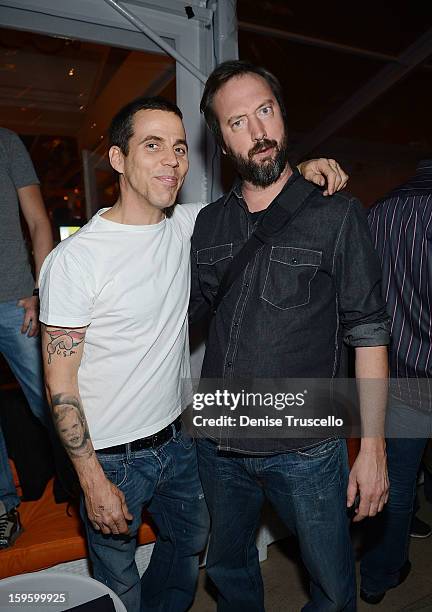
261, 261, 319, 311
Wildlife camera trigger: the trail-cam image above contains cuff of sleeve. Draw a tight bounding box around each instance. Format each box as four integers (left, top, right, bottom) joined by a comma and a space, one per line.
343, 322, 390, 347
16, 179, 40, 188
39, 311, 90, 328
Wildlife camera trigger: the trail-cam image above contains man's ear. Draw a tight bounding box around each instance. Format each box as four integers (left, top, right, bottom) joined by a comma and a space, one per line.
109, 146, 125, 174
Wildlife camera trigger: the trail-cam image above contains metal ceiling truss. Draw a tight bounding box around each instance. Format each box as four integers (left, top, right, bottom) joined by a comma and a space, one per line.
292, 26, 432, 160
102, 0, 210, 83
239, 21, 432, 69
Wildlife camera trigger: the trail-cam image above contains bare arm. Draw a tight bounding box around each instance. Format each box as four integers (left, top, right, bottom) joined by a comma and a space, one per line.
17, 184, 54, 336
19, 184, 53, 285
297, 158, 349, 196
42, 324, 132, 534
347, 345, 389, 522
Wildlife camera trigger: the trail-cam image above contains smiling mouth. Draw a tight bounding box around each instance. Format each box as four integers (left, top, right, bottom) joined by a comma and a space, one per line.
155, 176, 178, 187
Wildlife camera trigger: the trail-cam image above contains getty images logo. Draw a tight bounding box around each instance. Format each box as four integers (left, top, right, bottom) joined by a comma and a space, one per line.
192, 390, 307, 411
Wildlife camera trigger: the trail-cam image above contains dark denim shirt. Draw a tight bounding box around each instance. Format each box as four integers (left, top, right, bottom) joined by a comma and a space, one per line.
190, 171, 390, 453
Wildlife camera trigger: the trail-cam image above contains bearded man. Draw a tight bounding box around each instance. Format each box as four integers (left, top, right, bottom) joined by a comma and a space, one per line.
190, 61, 391, 612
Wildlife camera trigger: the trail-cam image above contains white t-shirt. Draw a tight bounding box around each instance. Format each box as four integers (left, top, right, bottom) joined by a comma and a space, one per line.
39, 203, 204, 449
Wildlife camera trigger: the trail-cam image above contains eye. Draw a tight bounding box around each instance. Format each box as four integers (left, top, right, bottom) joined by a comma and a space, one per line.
145, 142, 159, 151
175, 146, 187, 156
231, 118, 244, 129
258, 105, 273, 117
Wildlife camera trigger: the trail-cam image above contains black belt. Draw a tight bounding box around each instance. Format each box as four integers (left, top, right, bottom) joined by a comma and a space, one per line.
97, 416, 182, 454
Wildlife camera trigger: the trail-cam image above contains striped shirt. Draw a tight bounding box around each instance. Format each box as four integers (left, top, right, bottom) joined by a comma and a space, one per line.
368, 160, 432, 406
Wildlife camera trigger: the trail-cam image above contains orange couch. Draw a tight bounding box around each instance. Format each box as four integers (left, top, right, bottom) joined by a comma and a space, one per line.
0, 476, 156, 579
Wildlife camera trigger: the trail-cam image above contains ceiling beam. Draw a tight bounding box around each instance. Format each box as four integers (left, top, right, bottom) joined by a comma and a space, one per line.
292, 27, 432, 161
238, 21, 432, 70
85, 47, 111, 110
77, 50, 174, 151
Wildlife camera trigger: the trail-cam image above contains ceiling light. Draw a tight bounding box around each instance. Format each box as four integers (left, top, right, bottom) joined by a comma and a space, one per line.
68, 68, 75, 77
0, 63, 16, 72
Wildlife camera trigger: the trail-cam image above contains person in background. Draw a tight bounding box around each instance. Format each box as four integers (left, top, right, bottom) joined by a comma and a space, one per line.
0, 127, 53, 549
360, 158, 432, 604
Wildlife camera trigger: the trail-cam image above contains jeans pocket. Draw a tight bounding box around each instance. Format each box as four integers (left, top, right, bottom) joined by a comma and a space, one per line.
288, 439, 342, 496
296, 438, 340, 458
97, 457, 128, 488
174, 427, 195, 451
261, 246, 322, 310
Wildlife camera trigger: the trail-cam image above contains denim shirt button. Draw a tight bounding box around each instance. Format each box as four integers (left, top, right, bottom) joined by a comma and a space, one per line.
227, 361, 233, 367
233, 322, 239, 327
244, 282, 249, 288
292, 258, 298, 264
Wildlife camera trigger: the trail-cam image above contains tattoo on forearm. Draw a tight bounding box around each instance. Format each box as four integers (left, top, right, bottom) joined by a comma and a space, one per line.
51, 393, 93, 459
45, 327, 85, 364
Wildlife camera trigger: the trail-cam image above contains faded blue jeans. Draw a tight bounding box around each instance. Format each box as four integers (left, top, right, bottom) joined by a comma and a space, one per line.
0, 300, 49, 514
197, 437, 356, 612
81, 424, 210, 612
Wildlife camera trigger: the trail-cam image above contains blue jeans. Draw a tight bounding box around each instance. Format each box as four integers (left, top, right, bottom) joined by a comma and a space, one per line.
0, 300, 50, 513
197, 438, 356, 612
360, 400, 429, 595
81, 425, 210, 612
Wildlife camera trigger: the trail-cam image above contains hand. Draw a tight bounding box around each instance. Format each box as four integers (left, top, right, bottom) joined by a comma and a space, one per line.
83, 476, 133, 535
347, 444, 389, 522
17, 295, 40, 337
297, 158, 349, 196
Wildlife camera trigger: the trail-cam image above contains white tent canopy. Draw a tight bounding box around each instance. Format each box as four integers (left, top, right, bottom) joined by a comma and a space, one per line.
0, 0, 238, 204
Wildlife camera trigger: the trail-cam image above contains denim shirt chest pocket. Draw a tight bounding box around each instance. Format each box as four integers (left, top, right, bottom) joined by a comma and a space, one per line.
261, 246, 322, 310
197, 243, 233, 288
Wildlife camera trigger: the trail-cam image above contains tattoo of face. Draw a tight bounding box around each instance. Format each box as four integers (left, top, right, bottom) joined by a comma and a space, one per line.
51, 394, 93, 458
46, 328, 85, 364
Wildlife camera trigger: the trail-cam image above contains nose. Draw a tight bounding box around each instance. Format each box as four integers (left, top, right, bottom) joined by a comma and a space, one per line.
249, 116, 266, 142
162, 149, 179, 167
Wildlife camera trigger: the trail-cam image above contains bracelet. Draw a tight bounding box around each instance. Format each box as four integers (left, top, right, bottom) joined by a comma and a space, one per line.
32, 288, 39, 297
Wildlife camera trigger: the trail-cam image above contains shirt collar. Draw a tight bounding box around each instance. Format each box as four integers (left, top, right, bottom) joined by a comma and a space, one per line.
223, 177, 243, 207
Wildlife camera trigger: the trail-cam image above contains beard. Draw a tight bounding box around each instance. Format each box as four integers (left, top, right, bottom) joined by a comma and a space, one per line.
225, 134, 290, 188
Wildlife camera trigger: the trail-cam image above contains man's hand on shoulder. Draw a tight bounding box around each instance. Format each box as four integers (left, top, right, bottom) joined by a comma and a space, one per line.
297, 158, 349, 196
347, 438, 389, 523
17, 295, 39, 337
82, 473, 133, 536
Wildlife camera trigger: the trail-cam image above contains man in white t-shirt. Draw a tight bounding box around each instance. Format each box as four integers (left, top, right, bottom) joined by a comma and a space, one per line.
39, 97, 208, 612
39, 96, 348, 612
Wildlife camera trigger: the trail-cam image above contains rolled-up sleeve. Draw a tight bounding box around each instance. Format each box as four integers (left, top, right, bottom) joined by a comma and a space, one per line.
334, 198, 390, 347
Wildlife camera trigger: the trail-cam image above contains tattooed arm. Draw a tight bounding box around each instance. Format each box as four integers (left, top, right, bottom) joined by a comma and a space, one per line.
42, 324, 132, 535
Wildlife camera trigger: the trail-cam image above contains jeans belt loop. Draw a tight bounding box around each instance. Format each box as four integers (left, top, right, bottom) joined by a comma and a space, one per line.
125, 441, 132, 463
171, 420, 179, 439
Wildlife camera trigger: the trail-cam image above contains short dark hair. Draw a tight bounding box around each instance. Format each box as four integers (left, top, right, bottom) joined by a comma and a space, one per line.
109, 96, 183, 155
200, 60, 288, 147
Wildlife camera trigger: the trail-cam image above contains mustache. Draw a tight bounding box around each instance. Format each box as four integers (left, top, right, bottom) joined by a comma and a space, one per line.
248, 139, 278, 159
